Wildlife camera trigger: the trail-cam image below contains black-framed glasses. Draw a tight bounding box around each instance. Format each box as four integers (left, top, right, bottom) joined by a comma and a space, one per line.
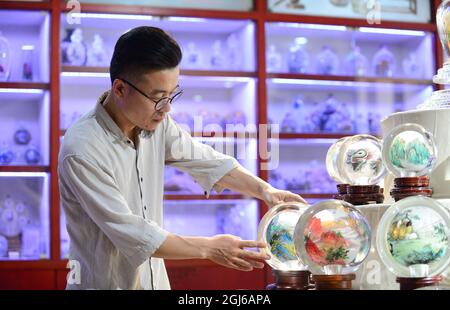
120, 79, 183, 111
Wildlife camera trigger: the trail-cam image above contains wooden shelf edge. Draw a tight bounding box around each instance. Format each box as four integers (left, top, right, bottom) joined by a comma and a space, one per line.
265, 12, 437, 32
0, 1, 51, 11
278, 133, 351, 139
61, 129, 258, 139
180, 70, 257, 78
0, 166, 50, 173
61, 66, 257, 78
267, 73, 433, 85
0, 260, 61, 270
59, 2, 258, 20
0, 82, 50, 90
294, 193, 335, 199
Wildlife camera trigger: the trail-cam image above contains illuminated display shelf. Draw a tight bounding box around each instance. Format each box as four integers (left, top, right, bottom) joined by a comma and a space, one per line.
0, 0, 443, 290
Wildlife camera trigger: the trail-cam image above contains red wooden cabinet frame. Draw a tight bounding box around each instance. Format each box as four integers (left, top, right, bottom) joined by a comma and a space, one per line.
0, 0, 443, 290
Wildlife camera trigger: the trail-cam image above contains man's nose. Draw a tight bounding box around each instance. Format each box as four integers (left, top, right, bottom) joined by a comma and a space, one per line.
161, 102, 171, 113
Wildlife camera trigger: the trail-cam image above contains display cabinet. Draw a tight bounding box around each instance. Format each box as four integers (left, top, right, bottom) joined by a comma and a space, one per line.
0, 0, 443, 290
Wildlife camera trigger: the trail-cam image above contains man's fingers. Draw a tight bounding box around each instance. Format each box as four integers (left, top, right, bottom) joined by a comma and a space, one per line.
229, 257, 253, 271
239, 240, 267, 249
238, 249, 270, 262
287, 192, 308, 204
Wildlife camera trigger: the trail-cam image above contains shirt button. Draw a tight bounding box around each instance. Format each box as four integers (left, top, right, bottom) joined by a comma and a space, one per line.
140, 177, 143, 182
144, 206, 147, 210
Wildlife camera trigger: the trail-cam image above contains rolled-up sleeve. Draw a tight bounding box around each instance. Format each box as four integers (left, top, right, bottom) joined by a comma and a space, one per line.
164, 115, 241, 197
59, 155, 169, 269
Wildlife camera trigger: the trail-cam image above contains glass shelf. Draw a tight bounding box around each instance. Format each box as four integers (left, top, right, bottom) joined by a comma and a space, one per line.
267, 78, 433, 138
60, 198, 259, 259
164, 136, 257, 196
60, 69, 257, 136
267, 0, 432, 24
0, 10, 50, 83
60, 13, 255, 72
0, 89, 50, 166
265, 22, 435, 79
163, 199, 259, 240
267, 141, 337, 195
0, 173, 50, 261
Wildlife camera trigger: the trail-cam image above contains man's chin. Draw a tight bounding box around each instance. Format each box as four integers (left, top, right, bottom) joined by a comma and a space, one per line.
142, 119, 162, 131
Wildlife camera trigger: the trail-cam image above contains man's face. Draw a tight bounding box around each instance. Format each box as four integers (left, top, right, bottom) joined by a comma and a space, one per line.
113, 67, 180, 131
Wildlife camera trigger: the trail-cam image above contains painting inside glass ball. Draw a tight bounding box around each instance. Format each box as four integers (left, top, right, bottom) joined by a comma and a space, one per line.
259, 203, 307, 270
266, 211, 298, 262
387, 206, 448, 268
389, 130, 436, 176
296, 201, 371, 274
339, 135, 385, 185
14, 128, 31, 145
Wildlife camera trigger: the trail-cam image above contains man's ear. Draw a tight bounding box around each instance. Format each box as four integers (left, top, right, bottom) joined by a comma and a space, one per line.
112, 79, 126, 99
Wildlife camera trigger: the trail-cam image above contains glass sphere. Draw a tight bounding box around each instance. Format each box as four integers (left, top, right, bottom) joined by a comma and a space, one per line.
337, 134, 386, 185
435, 0, 450, 84
294, 199, 371, 275
258, 202, 309, 270
382, 123, 437, 178
376, 196, 450, 278
326, 136, 350, 184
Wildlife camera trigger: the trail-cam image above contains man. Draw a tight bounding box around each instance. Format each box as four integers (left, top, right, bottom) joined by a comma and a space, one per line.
58, 26, 306, 290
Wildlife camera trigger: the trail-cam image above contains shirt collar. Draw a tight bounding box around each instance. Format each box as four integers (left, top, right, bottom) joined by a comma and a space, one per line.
95, 91, 154, 143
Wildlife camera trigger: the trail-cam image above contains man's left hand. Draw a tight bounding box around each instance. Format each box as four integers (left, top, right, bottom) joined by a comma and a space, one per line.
262, 186, 308, 207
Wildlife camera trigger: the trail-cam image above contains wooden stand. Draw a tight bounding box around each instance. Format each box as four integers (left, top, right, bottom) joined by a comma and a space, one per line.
266, 270, 312, 290
311, 274, 356, 290
343, 185, 384, 205
333, 184, 349, 200
390, 176, 432, 202
396, 276, 442, 290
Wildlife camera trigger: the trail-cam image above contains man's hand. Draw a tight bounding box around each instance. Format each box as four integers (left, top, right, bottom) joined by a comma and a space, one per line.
215, 166, 307, 208
261, 186, 308, 207
203, 235, 270, 271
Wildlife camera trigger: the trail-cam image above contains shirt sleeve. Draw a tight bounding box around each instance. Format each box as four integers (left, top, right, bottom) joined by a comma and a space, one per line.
164, 115, 241, 197
59, 155, 169, 269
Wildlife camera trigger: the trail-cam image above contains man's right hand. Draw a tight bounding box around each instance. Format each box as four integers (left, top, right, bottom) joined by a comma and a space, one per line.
202, 234, 270, 271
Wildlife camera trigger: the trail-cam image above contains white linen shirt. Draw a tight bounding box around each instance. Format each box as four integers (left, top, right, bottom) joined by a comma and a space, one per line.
58, 91, 240, 290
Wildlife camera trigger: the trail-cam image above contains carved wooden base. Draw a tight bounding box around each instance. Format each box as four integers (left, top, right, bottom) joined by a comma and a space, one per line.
396, 276, 442, 290
343, 185, 384, 205
390, 176, 432, 202
266, 270, 312, 290
311, 274, 356, 290
333, 184, 349, 200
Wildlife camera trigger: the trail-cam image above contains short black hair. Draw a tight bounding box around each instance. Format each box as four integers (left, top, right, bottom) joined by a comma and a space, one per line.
110, 26, 182, 84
